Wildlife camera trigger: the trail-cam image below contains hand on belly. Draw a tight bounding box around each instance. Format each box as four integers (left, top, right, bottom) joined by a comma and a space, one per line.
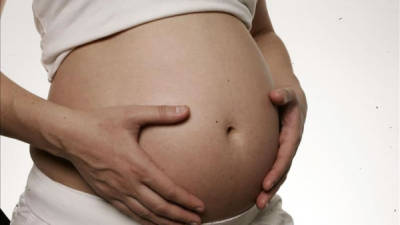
137, 87, 279, 221
37, 104, 207, 224
42, 12, 280, 223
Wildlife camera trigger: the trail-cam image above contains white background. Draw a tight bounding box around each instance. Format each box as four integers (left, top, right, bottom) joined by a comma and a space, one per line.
1, 0, 399, 225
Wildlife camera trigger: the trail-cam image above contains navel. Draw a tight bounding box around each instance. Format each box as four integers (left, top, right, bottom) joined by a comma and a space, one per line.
226, 125, 235, 135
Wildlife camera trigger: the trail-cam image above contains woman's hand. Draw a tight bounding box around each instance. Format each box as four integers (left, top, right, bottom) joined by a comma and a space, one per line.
59, 104, 204, 225
256, 85, 308, 209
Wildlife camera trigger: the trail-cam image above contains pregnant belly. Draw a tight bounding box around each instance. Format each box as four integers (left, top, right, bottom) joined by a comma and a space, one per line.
30, 12, 279, 222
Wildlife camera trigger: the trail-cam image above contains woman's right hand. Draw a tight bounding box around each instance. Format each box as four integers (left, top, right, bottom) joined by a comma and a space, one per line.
57, 104, 204, 225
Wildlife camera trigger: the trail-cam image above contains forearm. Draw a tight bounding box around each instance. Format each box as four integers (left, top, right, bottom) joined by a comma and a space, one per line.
0, 0, 6, 17
0, 72, 77, 158
253, 31, 304, 96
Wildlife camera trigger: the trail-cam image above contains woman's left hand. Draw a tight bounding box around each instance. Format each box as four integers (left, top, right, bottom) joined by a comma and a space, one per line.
256, 84, 308, 209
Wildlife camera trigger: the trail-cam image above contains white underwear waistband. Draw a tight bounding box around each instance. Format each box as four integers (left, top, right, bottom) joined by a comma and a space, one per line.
23, 164, 262, 225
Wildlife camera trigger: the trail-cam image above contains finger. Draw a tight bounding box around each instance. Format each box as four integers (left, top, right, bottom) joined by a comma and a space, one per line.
257, 172, 288, 209
269, 87, 296, 105
135, 185, 202, 224
262, 150, 292, 193
256, 191, 269, 209
93, 179, 125, 202
124, 197, 184, 225
265, 172, 288, 204
257, 171, 288, 209
110, 199, 156, 225
140, 158, 205, 213
128, 105, 190, 127
262, 138, 293, 192
263, 108, 302, 191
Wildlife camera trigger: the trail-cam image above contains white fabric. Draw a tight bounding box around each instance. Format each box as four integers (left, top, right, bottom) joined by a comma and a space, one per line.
31, 0, 258, 83
10, 164, 293, 225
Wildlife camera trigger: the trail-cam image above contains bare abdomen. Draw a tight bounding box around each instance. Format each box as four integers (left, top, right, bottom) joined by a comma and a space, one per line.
30, 12, 279, 222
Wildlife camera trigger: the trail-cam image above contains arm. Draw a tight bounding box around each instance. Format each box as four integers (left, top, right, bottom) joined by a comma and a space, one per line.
0, 0, 97, 156
1, 71, 205, 224
250, 0, 306, 101
0, 72, 79, 158
250, 0, 308, 208
0, 72, 205, 224
0, 2, 205, 223
0, 0, 5, 15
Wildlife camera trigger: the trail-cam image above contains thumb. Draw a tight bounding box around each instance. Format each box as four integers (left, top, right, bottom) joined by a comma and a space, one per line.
130, 104, 190, 126
269, 88, 291, 105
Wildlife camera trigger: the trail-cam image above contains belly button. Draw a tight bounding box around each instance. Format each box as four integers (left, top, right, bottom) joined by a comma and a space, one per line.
226, 126, 234, 135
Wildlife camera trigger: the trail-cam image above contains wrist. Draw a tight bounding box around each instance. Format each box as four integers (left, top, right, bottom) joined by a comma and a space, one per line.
12, 94, 78, 158
37, 102, 84, 159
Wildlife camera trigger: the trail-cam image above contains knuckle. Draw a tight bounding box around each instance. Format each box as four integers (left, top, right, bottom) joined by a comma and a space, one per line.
111, 201, 126, 213
139, 165, 151, 180
276, 152, 287, 162
274, 164, 286, 175
158, 105, 169, 119
121, 184, 138, 198
135, 162, 157, 185
125, 105, 140, 120
96, 182, 109, 195
140, 175, 153, 186
165, 188, 178, 200
269, 170, 279, 180
129, 164, 148, 181
138, 210, 152, 220
154, 203, 169, 215
138, 170, 153, 185
108, 178, 121, 190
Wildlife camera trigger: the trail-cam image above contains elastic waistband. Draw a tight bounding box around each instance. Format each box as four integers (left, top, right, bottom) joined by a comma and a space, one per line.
24, 164, 139, 225
202, 205, 259, 225
24, 164, 260, 225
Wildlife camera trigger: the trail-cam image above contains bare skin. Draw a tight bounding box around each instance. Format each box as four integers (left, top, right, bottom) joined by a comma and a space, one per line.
249, 0, 308, 208
33, 12, 280, 222
1, 0, 308, 224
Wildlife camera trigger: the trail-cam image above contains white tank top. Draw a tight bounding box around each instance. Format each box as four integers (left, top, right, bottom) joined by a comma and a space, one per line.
32, 0, 258, 82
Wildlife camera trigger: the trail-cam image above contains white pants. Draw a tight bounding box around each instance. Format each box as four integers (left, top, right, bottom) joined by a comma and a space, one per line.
10, 165, 294, 225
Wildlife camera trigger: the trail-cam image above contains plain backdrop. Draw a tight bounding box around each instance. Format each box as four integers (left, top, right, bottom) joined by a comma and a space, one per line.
1, 0, 399, 225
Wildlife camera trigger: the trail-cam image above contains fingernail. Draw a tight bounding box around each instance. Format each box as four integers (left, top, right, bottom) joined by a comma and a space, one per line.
262, 198, 266, 206
176, 105, 187, 114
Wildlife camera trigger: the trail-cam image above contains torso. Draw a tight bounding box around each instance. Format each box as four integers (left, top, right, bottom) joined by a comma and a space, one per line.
30, 12, 279, 222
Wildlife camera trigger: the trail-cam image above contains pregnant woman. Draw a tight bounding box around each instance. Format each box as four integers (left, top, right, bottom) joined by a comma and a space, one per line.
1, 0, 308, 224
